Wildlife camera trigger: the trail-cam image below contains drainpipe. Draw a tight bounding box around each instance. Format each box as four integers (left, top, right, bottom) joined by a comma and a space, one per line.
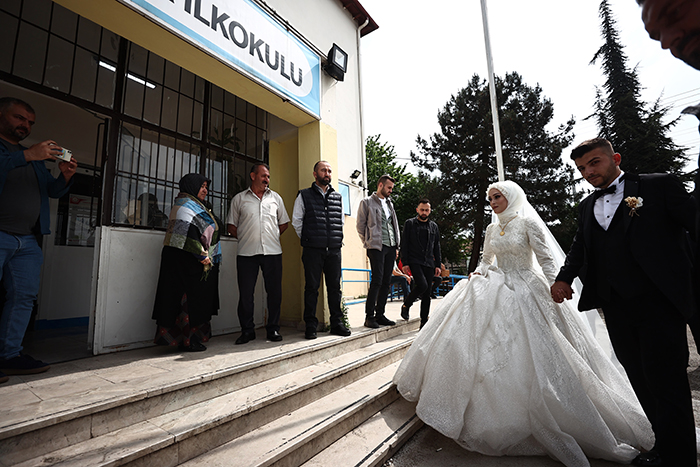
357, 18, 370, 196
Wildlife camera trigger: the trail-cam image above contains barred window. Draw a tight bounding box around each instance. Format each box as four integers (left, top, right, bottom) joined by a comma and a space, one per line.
1, 0, 269, 230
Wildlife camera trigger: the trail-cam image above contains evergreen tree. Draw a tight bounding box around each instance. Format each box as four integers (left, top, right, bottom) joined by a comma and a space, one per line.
413, 72, 576, 272
590, 0, 687, 176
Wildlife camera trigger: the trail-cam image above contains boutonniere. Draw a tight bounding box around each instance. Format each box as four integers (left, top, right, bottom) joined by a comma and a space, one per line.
624, 196, 643, 216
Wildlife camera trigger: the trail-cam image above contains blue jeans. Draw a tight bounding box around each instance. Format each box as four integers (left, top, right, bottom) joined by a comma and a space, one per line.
0, 232, 43, 360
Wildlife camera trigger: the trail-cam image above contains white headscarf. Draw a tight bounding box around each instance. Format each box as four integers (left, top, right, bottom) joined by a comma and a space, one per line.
486, 180, 526, 223
484, 179, 619, 367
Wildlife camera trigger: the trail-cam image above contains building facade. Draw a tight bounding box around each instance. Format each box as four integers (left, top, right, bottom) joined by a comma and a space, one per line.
0, 0, 375, 353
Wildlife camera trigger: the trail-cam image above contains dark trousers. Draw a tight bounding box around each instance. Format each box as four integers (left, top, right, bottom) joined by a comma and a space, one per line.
365, 245, 397, 318
602, 290, 696, 466
302, 247, 343, 331
390, 275, 409, 299
236, 254, 282, 333
404, 264, 435, 324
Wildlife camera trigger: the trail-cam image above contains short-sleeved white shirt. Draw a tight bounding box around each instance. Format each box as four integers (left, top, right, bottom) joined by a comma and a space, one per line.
227, 187, 290, 256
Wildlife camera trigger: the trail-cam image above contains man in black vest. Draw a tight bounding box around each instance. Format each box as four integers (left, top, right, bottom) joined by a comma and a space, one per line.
551, 138, 696, 467
292, 161, 351, 340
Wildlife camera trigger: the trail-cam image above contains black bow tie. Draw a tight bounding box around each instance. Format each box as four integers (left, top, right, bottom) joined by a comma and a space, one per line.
593, 184, 616, 200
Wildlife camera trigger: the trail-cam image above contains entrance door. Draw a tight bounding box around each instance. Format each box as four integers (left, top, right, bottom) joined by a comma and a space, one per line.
0, 81, 106, 362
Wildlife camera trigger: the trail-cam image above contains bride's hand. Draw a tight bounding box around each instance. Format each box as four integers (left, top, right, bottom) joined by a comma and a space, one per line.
468, 272, 481, 279
550, 281, 573, 303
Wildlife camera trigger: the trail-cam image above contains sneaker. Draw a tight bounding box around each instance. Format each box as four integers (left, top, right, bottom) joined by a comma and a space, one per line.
364, 317, 380, 328
376, 315, 396, 326
330, 324, 351, 337
401, 304, 409, 320
0, 354, 50, 375
0, 371, 8, 384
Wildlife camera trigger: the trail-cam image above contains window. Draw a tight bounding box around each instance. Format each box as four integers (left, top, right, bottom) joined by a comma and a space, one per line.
1, 1, 269, 229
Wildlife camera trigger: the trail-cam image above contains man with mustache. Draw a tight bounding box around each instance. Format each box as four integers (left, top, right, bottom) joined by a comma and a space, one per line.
0, 97, 76, 383
292, 161, 351, 339
227, 162, 290, 344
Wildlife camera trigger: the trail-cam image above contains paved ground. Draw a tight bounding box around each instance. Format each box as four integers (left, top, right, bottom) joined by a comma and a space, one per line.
383, 315, 700, 467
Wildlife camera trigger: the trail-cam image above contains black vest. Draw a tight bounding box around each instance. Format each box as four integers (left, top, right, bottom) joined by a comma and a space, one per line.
590, 204, 653, 301
299, 183, 343, 249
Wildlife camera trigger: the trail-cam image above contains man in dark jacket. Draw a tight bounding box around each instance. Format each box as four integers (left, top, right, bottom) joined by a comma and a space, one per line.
551, 138, 696, 467
0, 97, 76, 383
400, 198, 441, 329
292, 161, 351, 340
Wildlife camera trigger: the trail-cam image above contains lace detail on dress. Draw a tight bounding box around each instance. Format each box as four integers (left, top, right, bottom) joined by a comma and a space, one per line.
393, 214, 654, 467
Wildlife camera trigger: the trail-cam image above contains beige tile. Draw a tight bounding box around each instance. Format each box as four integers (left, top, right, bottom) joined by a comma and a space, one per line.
0, 416, 91, 465
13, 421, 172, 467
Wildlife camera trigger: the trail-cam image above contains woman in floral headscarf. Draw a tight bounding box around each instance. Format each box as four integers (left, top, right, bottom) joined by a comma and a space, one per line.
152, 173, 222, 352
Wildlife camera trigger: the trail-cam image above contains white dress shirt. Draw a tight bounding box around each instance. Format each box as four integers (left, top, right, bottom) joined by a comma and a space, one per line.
593, 172, 625, 231
227, 187, 290, 256
291, 183, 344, 238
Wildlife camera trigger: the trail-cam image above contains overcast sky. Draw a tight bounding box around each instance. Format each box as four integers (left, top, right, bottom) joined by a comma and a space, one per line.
358, 0, 699, 173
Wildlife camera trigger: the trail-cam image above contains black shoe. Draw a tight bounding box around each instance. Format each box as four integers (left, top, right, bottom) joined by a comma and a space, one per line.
0, 371, 8, 384
267, 330, 283, 342
235, 331, 256, 345
419, 319, 428, 330
376, 315, 396, 326
364, 317, 380, 328
0, 354, 50, 375
305, 329, 317, 339
330, 324, 351, 336
632, 451, 663, 466
400, 304, 409, 321
179, 339, 207, 352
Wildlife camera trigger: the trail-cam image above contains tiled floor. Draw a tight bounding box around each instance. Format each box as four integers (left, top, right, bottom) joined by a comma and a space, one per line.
22, 326, 92, 364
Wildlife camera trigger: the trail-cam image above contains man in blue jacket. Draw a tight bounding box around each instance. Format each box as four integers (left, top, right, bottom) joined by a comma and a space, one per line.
0, 97, 76, 383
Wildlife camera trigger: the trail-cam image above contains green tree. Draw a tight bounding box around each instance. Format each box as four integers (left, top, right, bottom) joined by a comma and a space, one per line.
590, 0, 687, 176
365, 134, 417, 225
365, 135, 468, 264
413, 72, 576, 272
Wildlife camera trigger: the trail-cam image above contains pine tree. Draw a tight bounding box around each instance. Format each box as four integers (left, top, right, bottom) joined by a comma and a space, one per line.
590, 0, 686, 176
413, 72, 576, 272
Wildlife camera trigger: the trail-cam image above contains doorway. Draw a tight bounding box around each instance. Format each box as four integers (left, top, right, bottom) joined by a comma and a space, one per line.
0, 81, 106, 363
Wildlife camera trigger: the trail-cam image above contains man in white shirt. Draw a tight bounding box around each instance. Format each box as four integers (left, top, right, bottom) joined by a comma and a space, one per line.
227, 163, 289, 344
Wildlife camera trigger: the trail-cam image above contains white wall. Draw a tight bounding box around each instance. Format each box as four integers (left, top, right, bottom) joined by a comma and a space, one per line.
92, 227, 264, 353
264, 0, 367, 208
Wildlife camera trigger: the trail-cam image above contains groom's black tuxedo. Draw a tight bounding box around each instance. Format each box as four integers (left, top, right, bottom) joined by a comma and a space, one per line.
556, 172, 697, 466
557, 173, 696, 317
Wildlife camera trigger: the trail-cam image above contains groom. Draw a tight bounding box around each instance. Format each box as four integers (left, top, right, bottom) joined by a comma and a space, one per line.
551, 138, 696, 467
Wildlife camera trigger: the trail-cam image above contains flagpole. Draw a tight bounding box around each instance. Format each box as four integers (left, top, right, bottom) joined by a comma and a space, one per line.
480, 0, 505, 182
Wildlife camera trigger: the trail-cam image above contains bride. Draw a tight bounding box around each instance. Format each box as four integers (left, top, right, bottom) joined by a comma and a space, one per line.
393, 181, 654, 467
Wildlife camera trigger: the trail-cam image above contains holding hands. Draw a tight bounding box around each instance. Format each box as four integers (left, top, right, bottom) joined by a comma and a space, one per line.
550, 281, 573, 303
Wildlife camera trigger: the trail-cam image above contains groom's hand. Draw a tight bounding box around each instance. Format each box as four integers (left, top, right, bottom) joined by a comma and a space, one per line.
551, 281, 573, 303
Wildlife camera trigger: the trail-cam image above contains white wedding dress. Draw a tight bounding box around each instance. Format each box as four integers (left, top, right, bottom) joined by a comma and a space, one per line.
393, 215, 654, 467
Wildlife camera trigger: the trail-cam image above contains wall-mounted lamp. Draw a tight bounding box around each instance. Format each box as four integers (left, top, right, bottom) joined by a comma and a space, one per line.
350, 169, 361, 180
324, 43, 348, 81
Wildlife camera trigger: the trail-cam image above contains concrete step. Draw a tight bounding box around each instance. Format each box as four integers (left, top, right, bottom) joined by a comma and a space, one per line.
12, 331, 417, 467
0, 321, 416, 465
180, 362, 403, 467
302, 397, 423, 467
